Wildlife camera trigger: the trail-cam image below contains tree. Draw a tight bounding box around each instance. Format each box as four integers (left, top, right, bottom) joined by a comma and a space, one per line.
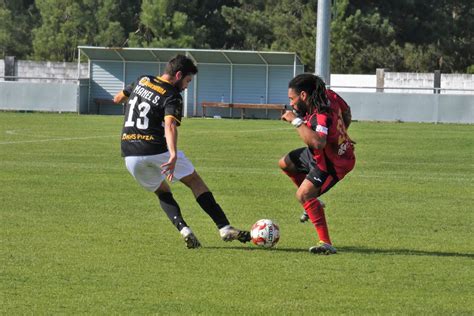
127, 0, 240, 49
440, 1, 473, 73
331, 0, 403, 73
221, 0, 274, 50
0, 0, 38, 58
221, 0, 317, 70
172, 0, 241, 49
94, 0, 127, 47
127, 0, 196, 48
270, 0, 317, 71
32, 0, 97, 61
340, 0, 473, 72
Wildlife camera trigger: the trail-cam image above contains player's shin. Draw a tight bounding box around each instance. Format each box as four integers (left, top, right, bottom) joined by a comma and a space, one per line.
303, 198, 332, 245
196, 191, 230, 229
157, 192, 188, 231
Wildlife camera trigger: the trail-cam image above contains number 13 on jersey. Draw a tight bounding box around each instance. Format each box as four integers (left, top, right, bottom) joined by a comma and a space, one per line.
124, 96, 151, 129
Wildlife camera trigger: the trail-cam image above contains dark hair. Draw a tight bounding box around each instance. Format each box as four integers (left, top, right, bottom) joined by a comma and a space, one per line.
288, 74, 329, 114
164, 54, 198, 77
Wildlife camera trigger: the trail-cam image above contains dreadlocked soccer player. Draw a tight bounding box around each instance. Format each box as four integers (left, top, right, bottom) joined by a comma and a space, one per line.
279, 74, 356, 254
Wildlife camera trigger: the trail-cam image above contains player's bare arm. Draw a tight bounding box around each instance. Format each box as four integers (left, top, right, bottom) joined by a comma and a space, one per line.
161, 115, 179, 181
282, 110, 327, 149
113, 91, 128, 104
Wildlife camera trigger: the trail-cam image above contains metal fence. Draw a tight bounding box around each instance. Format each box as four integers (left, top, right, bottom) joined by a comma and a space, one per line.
330, 85, 474, 94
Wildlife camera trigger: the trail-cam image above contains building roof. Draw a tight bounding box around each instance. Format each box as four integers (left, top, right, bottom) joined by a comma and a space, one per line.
78, 46, 303, 66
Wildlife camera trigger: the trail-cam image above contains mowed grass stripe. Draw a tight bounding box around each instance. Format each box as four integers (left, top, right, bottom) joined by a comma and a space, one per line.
1, 159, 472, 184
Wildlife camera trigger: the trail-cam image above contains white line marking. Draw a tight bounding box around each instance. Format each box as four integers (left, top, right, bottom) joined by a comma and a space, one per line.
189, 127, 292, 134
0, 126, 293, 145
0, 135, 117, 145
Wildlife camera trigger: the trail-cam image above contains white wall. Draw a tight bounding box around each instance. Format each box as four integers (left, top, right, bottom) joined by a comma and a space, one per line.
16, 60, 89, 82
0, 59, 88, 82
441, 74, 474, 95
384, 72, 434, 94
331, 72, 473, 95
385, 72, 473, 94
330, 74, 376, 92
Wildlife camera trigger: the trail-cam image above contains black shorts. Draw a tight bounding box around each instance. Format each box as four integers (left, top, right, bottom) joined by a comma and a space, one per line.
287, 147, 339, 194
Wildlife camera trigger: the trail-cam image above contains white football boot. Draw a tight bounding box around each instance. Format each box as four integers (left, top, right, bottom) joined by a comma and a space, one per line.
219, 225, 251, 243
180, 227, 201, 249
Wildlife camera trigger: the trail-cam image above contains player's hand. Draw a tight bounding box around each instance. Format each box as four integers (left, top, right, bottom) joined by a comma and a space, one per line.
281, 110, 297, 122
160, 156, 177, 182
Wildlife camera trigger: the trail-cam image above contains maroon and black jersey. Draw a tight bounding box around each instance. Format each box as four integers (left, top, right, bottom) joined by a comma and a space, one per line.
304, 90, 355, 179
120, 75, 183, 157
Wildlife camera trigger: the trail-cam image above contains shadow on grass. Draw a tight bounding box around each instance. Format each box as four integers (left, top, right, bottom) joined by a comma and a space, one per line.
205, 245, 474, 258
205, 246, 308, 253
338, 246, 474, 259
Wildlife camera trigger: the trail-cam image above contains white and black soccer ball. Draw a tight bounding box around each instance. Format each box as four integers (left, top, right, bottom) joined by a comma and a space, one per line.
250, 219, 280, 248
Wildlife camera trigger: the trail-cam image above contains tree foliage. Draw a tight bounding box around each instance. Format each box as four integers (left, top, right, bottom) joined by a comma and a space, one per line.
1, 0, 471, 73
0, 0, 38, 58
336, 0, 473, 73
331, 0, 403, 73
32, 0, 95, 61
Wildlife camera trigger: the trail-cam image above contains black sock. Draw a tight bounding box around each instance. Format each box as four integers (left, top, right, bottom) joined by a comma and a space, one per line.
196, 191, 230, 229
158, 192, 188, 232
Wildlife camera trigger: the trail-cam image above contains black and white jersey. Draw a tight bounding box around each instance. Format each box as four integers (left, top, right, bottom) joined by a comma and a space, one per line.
120, 75, 183, 157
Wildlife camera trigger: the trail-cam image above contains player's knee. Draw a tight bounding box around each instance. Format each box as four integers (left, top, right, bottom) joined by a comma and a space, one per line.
278, 156, 289, 170
295, 191, 304, 204
190, 171, 205, 186
154, 181, 170, 196
181, 171, 209, 196
295, 189, 314, 204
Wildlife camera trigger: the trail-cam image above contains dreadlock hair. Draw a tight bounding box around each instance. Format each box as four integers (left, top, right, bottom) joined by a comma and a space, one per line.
288, 74, 330, 114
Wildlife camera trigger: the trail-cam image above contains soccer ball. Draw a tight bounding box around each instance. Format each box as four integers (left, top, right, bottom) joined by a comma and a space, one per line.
251, 219, 280, 248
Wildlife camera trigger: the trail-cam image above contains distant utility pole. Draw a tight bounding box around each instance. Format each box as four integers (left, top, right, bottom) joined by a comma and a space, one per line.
315, 0, 331, 85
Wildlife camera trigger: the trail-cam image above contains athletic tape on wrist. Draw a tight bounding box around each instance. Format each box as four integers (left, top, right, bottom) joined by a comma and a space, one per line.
291, 117, 304, 128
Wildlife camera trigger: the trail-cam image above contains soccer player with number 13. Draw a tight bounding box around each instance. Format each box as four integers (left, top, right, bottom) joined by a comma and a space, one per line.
114, 55, 251, 249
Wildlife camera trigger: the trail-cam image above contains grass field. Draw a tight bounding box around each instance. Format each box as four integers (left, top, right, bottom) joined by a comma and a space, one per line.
1, 112, 473, 314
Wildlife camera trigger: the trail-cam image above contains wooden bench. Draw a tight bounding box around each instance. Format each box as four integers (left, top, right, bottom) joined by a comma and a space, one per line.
94, 98, 124, 114
201, 102, 286, 119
